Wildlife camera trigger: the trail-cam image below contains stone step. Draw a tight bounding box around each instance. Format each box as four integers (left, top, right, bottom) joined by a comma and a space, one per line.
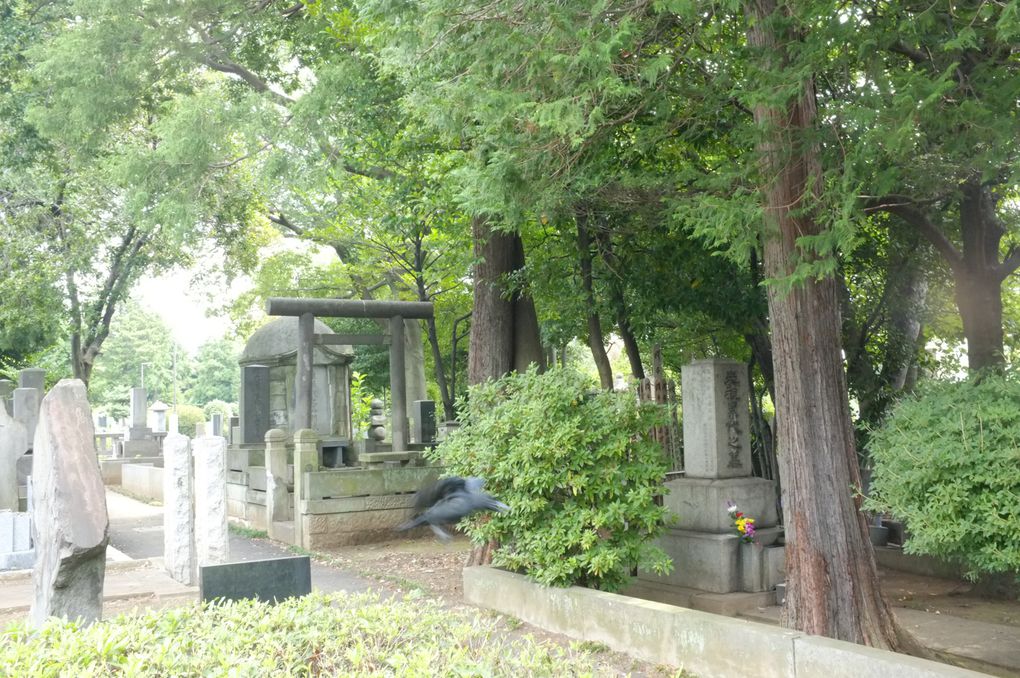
621, 578, 775, 616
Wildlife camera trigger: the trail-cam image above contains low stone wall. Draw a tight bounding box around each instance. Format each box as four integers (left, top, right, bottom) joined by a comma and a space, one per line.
99, 457, 162, 485
463, 567, 986, 678
121, 463, 164, 503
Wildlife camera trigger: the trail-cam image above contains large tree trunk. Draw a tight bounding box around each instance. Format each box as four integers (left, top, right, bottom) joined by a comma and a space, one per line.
466, 217, 544, 566
745, 0, 916, 651
576, 210, 614, 390
956, 182, 1006, 372
468, 217, 516, 385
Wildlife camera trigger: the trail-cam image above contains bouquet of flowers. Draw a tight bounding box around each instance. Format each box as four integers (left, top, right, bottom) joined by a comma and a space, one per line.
727, 501, 756, 544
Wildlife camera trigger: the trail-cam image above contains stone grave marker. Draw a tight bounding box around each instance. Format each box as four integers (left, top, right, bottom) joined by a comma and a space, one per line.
200, 556, 311, 604
31, 380, 109, 626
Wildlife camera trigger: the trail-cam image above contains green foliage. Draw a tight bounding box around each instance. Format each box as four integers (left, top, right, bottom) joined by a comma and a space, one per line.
202, 400, 233, 420
865, 372, 1020, 579
173, 404, 205, 438
1, 592, 627, 676
432, 367, 672, 591
88, 301, 178, 408
349, 371, 377, 439
185, 339, 240, 407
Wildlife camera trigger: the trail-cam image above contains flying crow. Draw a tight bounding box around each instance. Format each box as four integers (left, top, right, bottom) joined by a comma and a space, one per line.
397, 476, 509, 540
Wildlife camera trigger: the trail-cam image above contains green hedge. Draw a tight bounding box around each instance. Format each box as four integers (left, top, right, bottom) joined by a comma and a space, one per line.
2, 592, 629, 676
432, 367, 672, 591
865, 371, 1020, 579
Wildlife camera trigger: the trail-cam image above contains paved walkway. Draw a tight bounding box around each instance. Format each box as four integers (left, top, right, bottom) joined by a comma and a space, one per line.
0, 489, 379, 620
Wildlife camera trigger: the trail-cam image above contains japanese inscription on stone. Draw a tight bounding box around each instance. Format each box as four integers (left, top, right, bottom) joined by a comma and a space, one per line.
724, 369, 743, 470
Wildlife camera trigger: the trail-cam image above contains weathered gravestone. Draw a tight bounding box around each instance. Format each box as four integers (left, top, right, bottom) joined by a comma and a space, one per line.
31, 380, 109, 626
0, 379, 14, 416
639, 359, 784, 595
0, 402, 29, 512
200, 556, 311, 604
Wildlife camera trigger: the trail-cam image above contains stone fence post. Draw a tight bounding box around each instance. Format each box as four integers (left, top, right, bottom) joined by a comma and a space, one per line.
292, 429, 319, 550
194, 436, 228, 566
163, 433, 195, 585
265, 428, 290, 541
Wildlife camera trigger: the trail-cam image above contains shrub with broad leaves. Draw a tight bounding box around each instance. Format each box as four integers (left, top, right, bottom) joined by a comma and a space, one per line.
865, 371, 1020, 580
431, 367, 672, 591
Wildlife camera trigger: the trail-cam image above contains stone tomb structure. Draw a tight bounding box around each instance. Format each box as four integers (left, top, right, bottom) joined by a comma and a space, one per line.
226, 299, 440, 549
639, 358, 786, 599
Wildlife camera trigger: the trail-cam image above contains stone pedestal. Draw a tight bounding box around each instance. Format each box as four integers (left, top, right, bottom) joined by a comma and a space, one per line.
642, 526, 782, 593
662, 477, 778, 533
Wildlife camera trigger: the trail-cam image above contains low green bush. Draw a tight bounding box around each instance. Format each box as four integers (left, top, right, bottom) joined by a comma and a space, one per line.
174, 404, 205, 438
432, 367, 672, 591
864, 371, 1020, 579
1, 592, 628, 677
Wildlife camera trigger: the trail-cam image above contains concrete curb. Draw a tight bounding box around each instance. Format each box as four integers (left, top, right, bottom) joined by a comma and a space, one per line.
463, 566, 989, 678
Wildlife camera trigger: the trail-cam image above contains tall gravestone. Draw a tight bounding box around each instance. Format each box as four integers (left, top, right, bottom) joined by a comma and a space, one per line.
163, 433, 195, 585
194, 436, 229, 566
239, 365, 270, 445
31, 380, 109, 626
13, 387, 40, 449
639, 359, 784, 594
123, 388, 158, 456
410, 400, 437, 445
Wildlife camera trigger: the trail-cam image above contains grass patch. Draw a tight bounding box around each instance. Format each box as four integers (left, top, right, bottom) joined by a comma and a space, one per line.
2, 591, 629, 676
228, 523, 268, 540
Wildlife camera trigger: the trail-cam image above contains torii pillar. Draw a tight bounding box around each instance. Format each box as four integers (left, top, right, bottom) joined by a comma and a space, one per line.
266, 298, 434, 451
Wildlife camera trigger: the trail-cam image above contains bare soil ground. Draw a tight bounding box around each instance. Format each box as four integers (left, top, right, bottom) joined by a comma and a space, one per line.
316, 536, 688, 677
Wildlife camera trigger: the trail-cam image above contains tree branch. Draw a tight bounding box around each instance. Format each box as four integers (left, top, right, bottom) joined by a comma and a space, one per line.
865, 196, 964, 272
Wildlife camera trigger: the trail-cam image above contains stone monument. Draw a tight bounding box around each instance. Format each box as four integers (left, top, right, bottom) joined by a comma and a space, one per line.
31, 380, 109, 625
640, 359, 785, 594
122, 387, 159, 456
163, 433, 195, 585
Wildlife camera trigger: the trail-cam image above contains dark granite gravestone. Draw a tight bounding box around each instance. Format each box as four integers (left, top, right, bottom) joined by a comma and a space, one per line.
410, 399, 436, 444
239, 365, 271, 445
199, 555, 311, 603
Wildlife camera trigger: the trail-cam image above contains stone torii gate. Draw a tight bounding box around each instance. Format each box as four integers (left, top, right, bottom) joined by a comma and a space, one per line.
266, 298, 434, 451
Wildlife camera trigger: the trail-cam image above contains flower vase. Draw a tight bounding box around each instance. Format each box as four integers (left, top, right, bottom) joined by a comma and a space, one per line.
739, 541, 767, 592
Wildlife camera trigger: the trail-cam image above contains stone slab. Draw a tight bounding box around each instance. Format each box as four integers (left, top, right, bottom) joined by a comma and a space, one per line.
123, 439, 159, 456
194, 436, 229, 566
662, 476, 779, 532
199, 556, 311, 604
681, 359, 753, 479
794, 634, 988, 678
12, 388, 40, 448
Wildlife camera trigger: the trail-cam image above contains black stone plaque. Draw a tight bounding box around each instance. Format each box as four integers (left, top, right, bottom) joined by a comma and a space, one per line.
200, 556, 312, 604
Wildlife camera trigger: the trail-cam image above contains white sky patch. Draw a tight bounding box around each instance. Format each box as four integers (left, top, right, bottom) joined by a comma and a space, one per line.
134, 268, 251, 356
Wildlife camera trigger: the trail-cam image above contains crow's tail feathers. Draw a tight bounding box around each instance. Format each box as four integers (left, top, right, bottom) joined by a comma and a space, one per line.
395, 516, 425, 532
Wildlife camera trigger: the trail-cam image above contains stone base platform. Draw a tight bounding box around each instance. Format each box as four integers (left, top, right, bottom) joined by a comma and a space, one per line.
662, 476, 779, 533
641, 526, 784, 593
